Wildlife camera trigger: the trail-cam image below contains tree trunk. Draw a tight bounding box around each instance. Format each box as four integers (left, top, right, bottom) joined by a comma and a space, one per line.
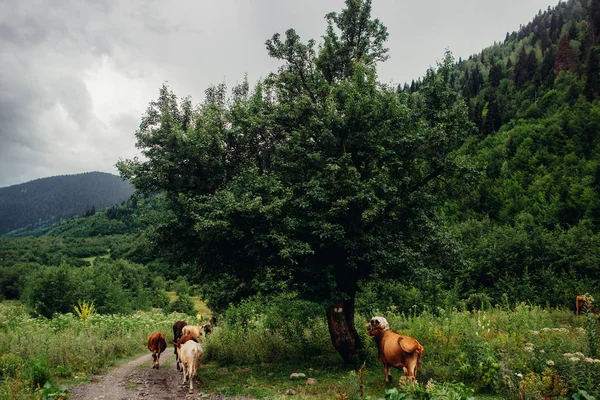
326, 298, 363, 364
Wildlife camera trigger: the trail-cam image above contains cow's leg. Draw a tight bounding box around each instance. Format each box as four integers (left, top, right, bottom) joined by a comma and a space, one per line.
384, 363, 391, 383
181, 363, 188, 386
188, 366, 194, 394
405, 358, 416, 379
156, 351, 161, 369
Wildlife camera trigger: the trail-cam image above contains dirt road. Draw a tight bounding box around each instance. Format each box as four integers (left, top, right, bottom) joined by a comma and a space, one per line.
69, 349, 249, 400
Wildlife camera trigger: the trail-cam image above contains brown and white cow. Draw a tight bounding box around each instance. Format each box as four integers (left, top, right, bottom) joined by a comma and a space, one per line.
173, 320, 188, 371
174, 334, 203, 394
367, 325, 423, 382
182, 324, 204, 341
147, 332, 167, 369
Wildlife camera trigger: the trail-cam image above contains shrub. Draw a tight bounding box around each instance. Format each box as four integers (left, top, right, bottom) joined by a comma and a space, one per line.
0, 353, 23, 378
166, 294, 195, 315
205, 294, 333, 364
23, 356, 51, 389
152, 289, 171, 309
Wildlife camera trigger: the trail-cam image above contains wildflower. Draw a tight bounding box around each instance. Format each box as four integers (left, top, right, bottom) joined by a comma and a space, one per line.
524, 343, 535, 352
569, 357, 580, 363
539, 350, 545, 354
425, 379, 436, 391
546, 360, 554, 366
515, 373, 523, 378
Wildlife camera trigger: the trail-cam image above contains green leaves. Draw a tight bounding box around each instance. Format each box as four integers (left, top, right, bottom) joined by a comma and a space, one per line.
118, 1, 473, 310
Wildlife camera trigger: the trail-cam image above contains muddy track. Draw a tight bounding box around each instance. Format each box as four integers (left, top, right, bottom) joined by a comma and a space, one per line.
69, 348, 250, 400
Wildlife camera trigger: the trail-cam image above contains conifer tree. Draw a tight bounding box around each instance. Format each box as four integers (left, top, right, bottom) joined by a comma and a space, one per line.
514, 47, 528, 87
586, 47, 600, 98
568, 22, 578, 40
555, 33, 579, 73
541, 48, 556, 86
488, 63, 503, 87
591, 0, 600, 37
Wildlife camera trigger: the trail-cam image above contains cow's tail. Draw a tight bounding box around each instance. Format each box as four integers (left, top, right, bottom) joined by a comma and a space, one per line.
415, 344, 424, 377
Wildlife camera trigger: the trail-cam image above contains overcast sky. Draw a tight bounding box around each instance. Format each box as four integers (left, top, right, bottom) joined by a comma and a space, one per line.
0, 0, 560, 188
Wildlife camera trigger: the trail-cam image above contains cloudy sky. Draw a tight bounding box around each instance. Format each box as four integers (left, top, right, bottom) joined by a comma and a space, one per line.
0, 0, 560, 188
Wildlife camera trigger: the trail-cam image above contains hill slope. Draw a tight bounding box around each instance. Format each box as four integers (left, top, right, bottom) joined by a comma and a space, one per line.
0, 172, 134, 235
421, 0, 600, 305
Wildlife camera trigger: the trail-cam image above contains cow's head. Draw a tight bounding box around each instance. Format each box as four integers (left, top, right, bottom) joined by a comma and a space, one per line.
203, 323, 212, 336
370, 316, 390, 330
366, 325, 385, 338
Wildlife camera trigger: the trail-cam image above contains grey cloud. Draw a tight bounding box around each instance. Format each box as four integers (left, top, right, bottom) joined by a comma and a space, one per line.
0, 0, 561, 188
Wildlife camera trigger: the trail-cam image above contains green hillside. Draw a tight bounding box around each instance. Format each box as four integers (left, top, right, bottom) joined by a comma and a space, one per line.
432, 0, 600, 306
0, 171, 135, 235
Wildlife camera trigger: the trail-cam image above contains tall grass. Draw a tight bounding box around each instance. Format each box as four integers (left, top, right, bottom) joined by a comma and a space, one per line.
0, 302, 189, 398
205, 298, 600, 398
204, 293, 334, 364
1, 299, 599, 399
374, 304, 600, 398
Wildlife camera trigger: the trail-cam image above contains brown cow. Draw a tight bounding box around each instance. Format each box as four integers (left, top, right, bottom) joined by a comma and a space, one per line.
147, 332, 167, 369
173, 321, 188, 371
367, 325, 423, 383
576, 294, 599, 316
202, 323, 213, 336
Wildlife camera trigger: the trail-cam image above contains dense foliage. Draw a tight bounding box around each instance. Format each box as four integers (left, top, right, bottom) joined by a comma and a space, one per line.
428, 0, 600, 305
0, 172, 134, 235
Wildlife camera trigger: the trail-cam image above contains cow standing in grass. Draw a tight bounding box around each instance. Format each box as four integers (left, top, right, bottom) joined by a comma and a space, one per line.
173, 321, 188, 370
174, 334, 203, 394
147, 332, 167, 369
367, 325, 423, 382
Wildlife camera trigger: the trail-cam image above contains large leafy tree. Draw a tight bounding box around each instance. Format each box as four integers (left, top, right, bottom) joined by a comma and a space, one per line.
118, 0, 472, 363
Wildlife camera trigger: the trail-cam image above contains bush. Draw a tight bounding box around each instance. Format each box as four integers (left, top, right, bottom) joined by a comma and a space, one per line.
205, 293, 333, 364
0, 353, 23, 378
152, 289, 171, 309
166, 294, 195, 315
23, 356, 51, 389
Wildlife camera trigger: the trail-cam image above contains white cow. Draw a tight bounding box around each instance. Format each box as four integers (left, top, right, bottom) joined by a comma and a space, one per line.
174, 336, 204, 394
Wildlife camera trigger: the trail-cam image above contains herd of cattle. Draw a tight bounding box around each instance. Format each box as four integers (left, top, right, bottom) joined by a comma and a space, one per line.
147, 316, 216, 393
146, 315, 424, 394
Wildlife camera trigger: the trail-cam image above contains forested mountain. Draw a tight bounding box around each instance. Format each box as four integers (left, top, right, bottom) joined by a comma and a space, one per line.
0, 172, 134, 235
421, 0, 600, 305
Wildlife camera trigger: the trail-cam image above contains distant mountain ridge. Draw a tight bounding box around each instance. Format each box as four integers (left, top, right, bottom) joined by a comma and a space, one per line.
0, 172, 134, 235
